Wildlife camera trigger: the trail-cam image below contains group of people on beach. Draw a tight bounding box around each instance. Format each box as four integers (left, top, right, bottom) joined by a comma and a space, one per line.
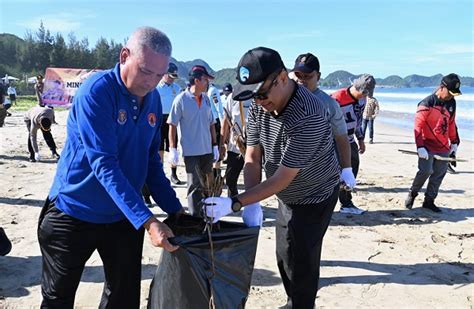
0, 25, 463, 308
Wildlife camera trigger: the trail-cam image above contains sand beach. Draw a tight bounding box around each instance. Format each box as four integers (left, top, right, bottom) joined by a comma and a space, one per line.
0, 110, 473, 308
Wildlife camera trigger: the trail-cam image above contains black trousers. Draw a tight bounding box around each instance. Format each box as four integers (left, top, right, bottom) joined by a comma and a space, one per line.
225, 151, 244, 197
276, 186, 338, 309
183, 154, 213, 216
37, 200, 145, 309
26, 120, 57, 159
339, 141, 359, 206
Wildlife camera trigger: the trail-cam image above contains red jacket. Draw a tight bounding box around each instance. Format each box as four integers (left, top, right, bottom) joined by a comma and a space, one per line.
414, 94, 459, 153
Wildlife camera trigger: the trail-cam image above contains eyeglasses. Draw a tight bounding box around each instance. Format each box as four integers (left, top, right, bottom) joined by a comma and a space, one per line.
253, 71, 281, 101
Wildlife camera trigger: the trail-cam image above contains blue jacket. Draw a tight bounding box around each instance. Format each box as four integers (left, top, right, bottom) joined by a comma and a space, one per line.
49, 64, 182, 229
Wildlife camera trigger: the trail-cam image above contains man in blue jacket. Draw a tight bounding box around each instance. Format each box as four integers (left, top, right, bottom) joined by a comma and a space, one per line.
38, 27, 183, 308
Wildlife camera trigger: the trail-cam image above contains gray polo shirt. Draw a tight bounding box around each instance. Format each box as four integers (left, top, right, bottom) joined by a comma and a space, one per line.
168, 89, 215, 156
312, 88, 347, 137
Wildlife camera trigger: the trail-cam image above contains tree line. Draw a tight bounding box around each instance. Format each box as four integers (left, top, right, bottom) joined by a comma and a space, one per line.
1, 22, 123, 80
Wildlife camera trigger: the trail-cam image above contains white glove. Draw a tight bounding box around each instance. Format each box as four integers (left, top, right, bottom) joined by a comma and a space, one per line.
203, 197, 232, 223
242, 203, 263, 227
169, 148, 179, 166
212, 145, 219, 162
34, 153, 41, 161
450, 144, 458, 156
417, 147, 429, 160
340, 167, 356, 189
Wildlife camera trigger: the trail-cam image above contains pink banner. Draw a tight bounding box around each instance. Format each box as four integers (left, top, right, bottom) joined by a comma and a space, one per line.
42, 68, 101, 107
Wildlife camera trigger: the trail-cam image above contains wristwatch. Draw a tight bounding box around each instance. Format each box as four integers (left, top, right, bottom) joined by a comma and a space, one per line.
231, 196, 243, 212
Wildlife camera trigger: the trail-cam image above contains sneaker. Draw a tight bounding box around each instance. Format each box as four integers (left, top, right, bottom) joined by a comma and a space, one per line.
447, 165, 456, 174
340, 203, 365, 215
422, 200, 441, 213
29, 158, 36, 162
404, 191, 418, 209
170, 175, 182, 185
369, 139, 373, 144
52, 152, 60, 160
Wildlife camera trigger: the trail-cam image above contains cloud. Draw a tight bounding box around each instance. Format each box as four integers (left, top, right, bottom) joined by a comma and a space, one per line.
434, 44, 474, 55
17, 12, 94, 33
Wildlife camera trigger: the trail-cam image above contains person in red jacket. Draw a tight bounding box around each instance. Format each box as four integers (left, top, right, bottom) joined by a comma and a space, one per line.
405, 73, 461, 212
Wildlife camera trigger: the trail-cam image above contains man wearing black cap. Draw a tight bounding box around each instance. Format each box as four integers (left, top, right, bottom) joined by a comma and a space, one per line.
203, 47, 340, 308
291, 52, 355, 190
331, 73, 376, 215
404, 73, 462, 213
157, 62, 182, 184
168, 65, 220, 216
24, 105, 60, 162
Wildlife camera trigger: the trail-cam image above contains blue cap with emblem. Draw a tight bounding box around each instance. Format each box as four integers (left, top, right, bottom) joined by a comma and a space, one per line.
233, 47, 285, 101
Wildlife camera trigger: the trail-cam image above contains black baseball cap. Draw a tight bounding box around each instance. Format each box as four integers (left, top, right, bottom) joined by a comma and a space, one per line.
441, 73, 462, 96
292, 53, 320, 73
167, 63, 179, 79
223, 83, 233, 92
189, 65, 214, 79
233, 47, 285, 101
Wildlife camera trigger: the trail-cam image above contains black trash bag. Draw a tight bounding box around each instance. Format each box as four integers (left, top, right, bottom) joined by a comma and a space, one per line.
0, 227, 12, 256
147, 214, 259, 309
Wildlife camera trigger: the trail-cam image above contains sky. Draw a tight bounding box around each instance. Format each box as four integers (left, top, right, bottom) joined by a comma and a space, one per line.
1, 0, 473, 78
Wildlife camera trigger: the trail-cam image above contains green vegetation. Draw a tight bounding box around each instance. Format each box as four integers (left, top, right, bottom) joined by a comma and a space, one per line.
10, 95, 38, 111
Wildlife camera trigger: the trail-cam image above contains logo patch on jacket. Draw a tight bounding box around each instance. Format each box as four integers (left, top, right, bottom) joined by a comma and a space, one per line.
117, 109, 127, 125
148, 113, 157, 127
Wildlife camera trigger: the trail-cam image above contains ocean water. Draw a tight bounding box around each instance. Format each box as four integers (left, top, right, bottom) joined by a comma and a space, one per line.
325, 86, 474, 141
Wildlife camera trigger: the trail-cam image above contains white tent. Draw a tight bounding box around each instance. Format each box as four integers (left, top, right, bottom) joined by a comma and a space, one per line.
1, 75, 20, 82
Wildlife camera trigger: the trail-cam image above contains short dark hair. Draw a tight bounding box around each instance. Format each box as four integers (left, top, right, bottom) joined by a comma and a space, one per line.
40, 118, 52, 130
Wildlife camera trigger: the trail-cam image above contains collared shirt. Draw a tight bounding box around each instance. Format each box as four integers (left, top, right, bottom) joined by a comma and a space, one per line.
208, 85, 224, 121
312, 88, 347, 137
48, 63, 182, 229
247, 85, 340, 205
157, 81, 181, 114
331, 87, 365, 143
167, 89, 215, 156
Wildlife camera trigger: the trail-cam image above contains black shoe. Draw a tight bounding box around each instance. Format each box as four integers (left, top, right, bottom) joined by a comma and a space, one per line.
170, 175, 182, 185
0, 228, 12, 256
405, 191, 418, 209
422, 199, 441, 213
29, 158, 36, 162
52, 152, 60, 160
447, 165, 456, 174
6, 112, 12, 117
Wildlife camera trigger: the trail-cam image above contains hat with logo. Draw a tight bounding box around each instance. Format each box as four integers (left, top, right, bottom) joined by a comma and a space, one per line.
223, 83, 233, 92
167, 63, 179, 79
189, 65, 214, 79
441, 73, 462, 96
353, 74, 376, 97
233, 47, 285, 101
292, 53, 320, 73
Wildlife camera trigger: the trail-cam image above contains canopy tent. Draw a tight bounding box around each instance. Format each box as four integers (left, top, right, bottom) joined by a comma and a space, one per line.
1, 75, 20, 82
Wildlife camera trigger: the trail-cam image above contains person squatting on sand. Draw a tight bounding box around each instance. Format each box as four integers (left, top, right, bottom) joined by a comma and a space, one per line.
24, 106, 60, 162
404, 73, 462, 213
37, 27, 184, 308
203, 47, 341, 308
331, 74, 376, 215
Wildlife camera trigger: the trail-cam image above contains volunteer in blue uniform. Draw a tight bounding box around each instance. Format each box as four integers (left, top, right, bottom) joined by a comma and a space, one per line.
37, 27, 183, 309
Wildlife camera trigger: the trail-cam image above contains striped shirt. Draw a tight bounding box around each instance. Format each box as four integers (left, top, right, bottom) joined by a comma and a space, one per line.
247, 85, 340, 205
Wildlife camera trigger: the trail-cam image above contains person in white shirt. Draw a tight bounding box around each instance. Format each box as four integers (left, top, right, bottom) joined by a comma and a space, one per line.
208, 82, 225, 177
